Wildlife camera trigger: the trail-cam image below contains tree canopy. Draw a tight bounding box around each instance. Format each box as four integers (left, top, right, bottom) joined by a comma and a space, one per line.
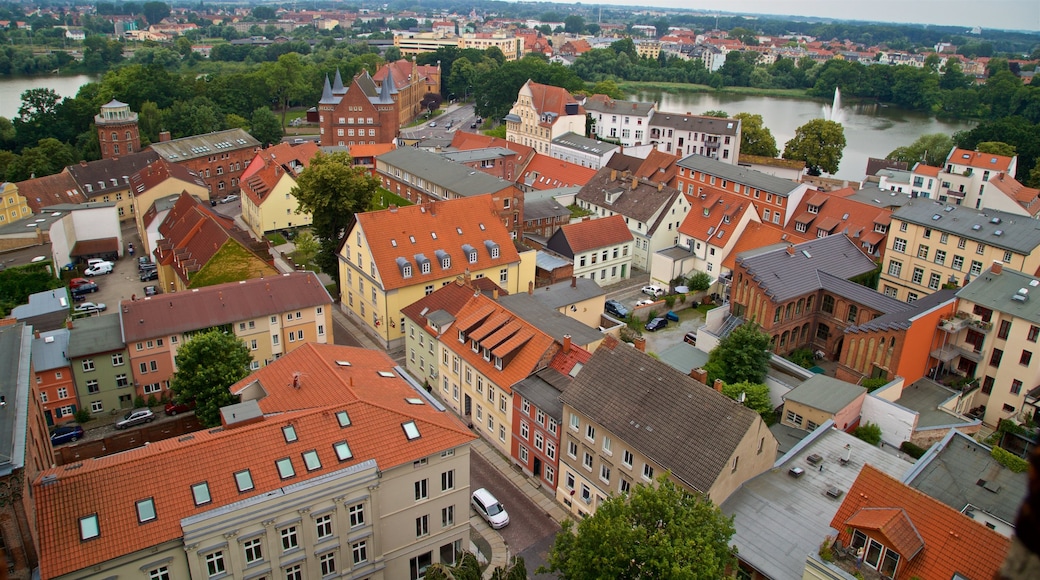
292, 151, 381, 294
704, 323, 772, 385
720, 381, 774, 423
975, 141, 1017, 157
733, 112, 779, 158
543, 476, 735, 579
782, 119, 846, 175
248, 107, 283, 147
886, 132, 955, 168
170, 330, 251, 427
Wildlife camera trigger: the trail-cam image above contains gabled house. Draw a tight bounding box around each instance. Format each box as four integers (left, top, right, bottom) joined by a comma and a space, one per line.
239, 141, 320, 237
674, 154, 810, 227
785, 188, 893, 257
505, 80, 586, 155
129, 157, 209, 254
671, 191, 758, 279
13, 171, 86, 219
780, 374, 867, 432
317, 69, 401, 147
987, 172, 1040, 217
32, 328, 77, 425
583, 95, 656, 147
65, 150, 161, 222
550, 132, 619, 170
649, 112, 741, 163
939, 147, 1017, 209
557, 338, 777, 516
340, 195, 535, 349
0, 181, 32, 225
545, 215, 634, 285
372, 57, 442, 127
149, 128, 261, 197
519, 154, 597, 192
67, 314, 134, 417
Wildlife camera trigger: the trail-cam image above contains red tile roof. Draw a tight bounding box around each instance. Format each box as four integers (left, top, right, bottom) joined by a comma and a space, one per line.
783, 188, 891, 250
946, 147, 1014, 172
722, 222, 808, 271
989, 172, 1040, 214
557, 215, 633, 253
830, 464, 1009, 580
911, 162, 941, 177
129, 158, 206, 197
521, 154, 596, 190
15, 171, 86, 213
355, 195, 521, 292
240, 143, 319, 207
634, 149, 680, 184
120, 270, 331, 342
34, 344, 474, 578
525, 81, 584, 118
678, 193, 751, 247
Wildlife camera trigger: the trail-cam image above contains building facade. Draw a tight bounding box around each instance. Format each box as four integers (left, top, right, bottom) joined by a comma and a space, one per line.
583, 95, 656, 148
505, 80, 586, 155
239, 142, 319, 238
317, 70, 400, 148
649, 113, 742, 163
67, 315, 136, 416
31, 328, 77, 425
95, 99, 141, 160
545, 215, 634, 285
149, 128, 261, 197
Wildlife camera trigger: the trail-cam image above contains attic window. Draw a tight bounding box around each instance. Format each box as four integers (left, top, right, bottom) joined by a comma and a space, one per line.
406, 397, 424, 405
456, 227, 463, 235
378, 371, 395, 378
391, 239, 397, 247
431, 232, 438, 240
479, 223, 486, 231
335, 360, 351, 367
282, 425, 298, 443
402, 421, 421, 440
336, 411, 351, 427
79, 514, 100, 540
334, 441, 353, 461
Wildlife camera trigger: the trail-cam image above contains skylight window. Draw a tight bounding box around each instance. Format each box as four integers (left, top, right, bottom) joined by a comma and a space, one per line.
234, 469, 254, 492
282, 425, 298, 443
276, 457, 296, 479
135, 498, 156, 523
79, 514, 99, 540
336, 410, 351, 427
336, 360, 351, 367
402, 421, 421, 440
334, 441, 353, 461
302, 450, 322, 471
406, 397, 424, 405
378, 371, 395, 378
191, 482, 211, 506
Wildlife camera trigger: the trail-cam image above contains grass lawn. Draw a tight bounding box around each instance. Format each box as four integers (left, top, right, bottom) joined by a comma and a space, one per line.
370, 188, 413, 210
696, 303, 719, 314
266, 232, 288, 246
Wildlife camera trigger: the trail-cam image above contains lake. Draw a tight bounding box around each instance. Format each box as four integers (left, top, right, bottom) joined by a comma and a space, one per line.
0, 74, 98, 120
636, 90, 977, 181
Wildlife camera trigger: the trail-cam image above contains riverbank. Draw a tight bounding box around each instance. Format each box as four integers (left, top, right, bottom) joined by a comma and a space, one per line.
617, 81, 814, 101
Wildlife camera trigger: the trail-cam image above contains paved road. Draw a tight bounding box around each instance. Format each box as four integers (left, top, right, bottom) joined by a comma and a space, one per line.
470, 452, 560, 575
331, 313, 364, 348
401, 103, 480, 141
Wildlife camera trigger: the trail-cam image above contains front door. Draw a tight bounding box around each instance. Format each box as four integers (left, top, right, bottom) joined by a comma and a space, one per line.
464, 394, 471, 417
533, 457, 542, 478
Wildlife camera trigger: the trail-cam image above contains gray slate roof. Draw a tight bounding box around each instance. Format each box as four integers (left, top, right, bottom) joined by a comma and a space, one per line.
551, 132, 619, 156
818, 272, 911, 315
655, 342, 709, 375
512, 367, 571, 419
677, 155, 802, 197
0, 324, 31, 477
576, 167, 682, 227
650, 112, 740, 136
904, 429, 1027, 526
498, 293, 603, 347
893, 201, 1040, 254
956, 266, 1040, 324
737, 235, 878, 303
10, 288, 71, 319
523, 277, 604, 310
562, 342, 761, 493
440, 148, 517, 164
721, 424, 913, 580
30, 329, 69, 372
584, 98, 655, 117
66, 150, 160, 195
523, 196, 571, 222
377, 148, 515, 198
67, 314, 125, 358
848, 289, 957, 333
782, 374, 866, 413
150, 129, 259, 164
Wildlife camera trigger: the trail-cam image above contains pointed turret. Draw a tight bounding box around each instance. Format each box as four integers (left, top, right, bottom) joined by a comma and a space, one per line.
318, 75, 337, 105
378, 72, 395, 104
332, 68, 346, 95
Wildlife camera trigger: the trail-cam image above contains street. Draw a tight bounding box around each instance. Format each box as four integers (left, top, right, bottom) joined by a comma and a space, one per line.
470, 452, 560, 577
401, 102, 481, 141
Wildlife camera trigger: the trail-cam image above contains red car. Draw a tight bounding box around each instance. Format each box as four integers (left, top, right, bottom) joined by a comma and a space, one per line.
164, 400, 196, 416
69, 277, 95, 289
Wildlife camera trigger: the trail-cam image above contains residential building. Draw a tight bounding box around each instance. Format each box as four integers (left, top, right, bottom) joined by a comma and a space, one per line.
505, 80, 586, 155
66, 150, 161, 221
557, 339, 777, 517
671, 191, 758, 279
879, 203, 1040, 303
986, 172, 1040, 217
449, 131, 537, 181
732, 235, 908, 358
119, 271, 333, 399
239, 141, 320, 237
945, 263, 1040, 427
317, 70, 401, 147
512, 343, 592, 492
837, 289, 956, 384
375, 148, 525, 239
33, 343, 476, 580
67, 314, 135, 416
373, 58, 442, 127
10, 288, 74, 333
2, 323, 54, 580
550, 132, 619, 170
440, 148, 523, 182
42, 202, 124, 271
31, 328, 77, 425
817, 464, 1009, 580
719, 222, 808, 274
649, 112, 741, 162
515, 275, 606, 329
154, 192, 277, 291
149, 128, 261, 196
674, 154, 810, 227
721, 423, 913, 580
574, 168, 690, 273
394, 31, 524, 61
95, 99, 140, 160
130, 157, 209, 253
344, 143, 396, 175
908, 162, 942, 199
785, 189, 892, 257
939, 147, 1017, 209
634, 39, 662, 59
519, 154, 597, 193
583, 95, 656, 147
340, 195, 534, 349
545, 215, 634, 285
0, 181, 31, 225
459, 33, 524, 60
393, 30, 460, 55
780, 374, 867, 432
13, 172, 86, 220
521, 187, 573, 240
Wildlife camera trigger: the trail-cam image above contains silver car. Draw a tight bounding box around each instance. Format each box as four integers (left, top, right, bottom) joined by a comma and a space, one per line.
115, 408, 155, 429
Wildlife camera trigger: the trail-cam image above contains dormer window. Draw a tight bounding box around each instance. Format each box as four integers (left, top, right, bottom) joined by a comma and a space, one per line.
471, 339, 479, 353
482, 347, 491, 361
458, 330, 466, 343
494, 356, 503, 370
462, 244, 478, 263
796, 223, 807, 233
807, 204, 820, 214
403, 265, 412, 277
874, 224, 887, 234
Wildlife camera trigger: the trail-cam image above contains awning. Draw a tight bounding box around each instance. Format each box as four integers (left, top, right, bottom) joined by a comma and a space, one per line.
70, 237, 119, 257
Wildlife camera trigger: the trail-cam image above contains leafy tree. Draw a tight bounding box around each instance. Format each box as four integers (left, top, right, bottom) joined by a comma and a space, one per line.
720, 381, 774, 423
886, 133, 954, 168
564, 15, 585, 34
292, 231, 320, 269
701, 109, 729, 118
249, 107, 283, 146
292, 152, 381, 294
704, 322, 771, 385
141, 2, 170, 26
383, 46, 402, 61
852, 422, 882, 445
490, 557, 527, 580
733, 112, 778, 157
976, 141, 1017, 157
260, 52, 310, 128
252, 6, 277, 20
425, 552, 482, 580
170, 330, 250, 427
687, 271, 711, 291
782, 119, 846, 176
543, 476, 735, 579
590, 79, 624, 99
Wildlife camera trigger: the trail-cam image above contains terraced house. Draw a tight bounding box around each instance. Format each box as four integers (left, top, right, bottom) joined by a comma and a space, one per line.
67, 314, 135, 416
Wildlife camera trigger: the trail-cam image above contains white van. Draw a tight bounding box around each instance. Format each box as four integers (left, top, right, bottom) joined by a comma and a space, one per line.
85, 262, 113, 276
471, 488, 509, 529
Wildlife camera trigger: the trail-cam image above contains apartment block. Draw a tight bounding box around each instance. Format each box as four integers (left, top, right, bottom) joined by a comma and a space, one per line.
545, 215, 634, 285
66, 314, 135, 416
649, 113, 741, 163
505, 81, 586, 155
583, 95, 656, 147
149, 128, 261, 197
31, 328, 77, 425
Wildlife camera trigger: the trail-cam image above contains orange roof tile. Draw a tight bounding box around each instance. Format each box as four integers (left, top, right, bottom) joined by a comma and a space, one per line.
526, 81, 584, 118
556, 215, 633, 253
635, 149, 679, 184
355, 195, 521, 292
678, 195, 751, 247
15, 171, 86, 212
33, 344, 475, 578
521, 154, 596, 190
347, 142, 395, 160
240, 142, 319, 206
989, 172, 1040, 213
722, 222, 808, 271
782, 188, 891, 250
830, 465, 1009, 580
129, 158, 206, 197
947, 147, 1014, 172
911, 162, 941, 177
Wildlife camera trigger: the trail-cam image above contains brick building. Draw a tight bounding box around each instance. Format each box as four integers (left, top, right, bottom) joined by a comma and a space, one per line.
95, 100, 141, 160
149, 128, 261, 197
373, 58, 442, 127
317, 70, 400, 147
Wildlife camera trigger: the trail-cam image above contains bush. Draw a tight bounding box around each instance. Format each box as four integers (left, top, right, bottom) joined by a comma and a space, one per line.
146, 395, 158, 408
664, 295, 676, 308
786, 349, 815, 369
991, 446, 1030, 472
688, 271, 711, 291
852, 422, 882, 445
819, 540, 834, 562
134, 396, 146, 409
861, 377, 890, 391
74, 409, 92, 424
900, 441, 927, 459
678, 293, 687, 304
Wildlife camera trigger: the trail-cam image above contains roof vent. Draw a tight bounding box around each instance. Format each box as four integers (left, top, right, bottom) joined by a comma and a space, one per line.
826, 486, 844, 499
802, 250, 812, 259
806, 454, 823, 466
990, 217, 1002, 224
972, 224, 982, 231
1030, 280, 1039, 287
994, 230, 1003, 236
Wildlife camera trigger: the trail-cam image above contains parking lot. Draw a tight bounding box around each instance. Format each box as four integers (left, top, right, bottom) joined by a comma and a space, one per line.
69, 223, 157, 315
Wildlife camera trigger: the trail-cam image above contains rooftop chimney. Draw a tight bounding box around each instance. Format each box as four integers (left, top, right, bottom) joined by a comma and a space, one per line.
571, 276, 577, 288
713, 378, 724, 393
657, 181, 663, 192
528, 281, 534, 295
34, 330, 40, 339
786, 245, 795, 256
631, 176, 638, 190
492, 288, 499, 300
690, 367, 708, 384
992, 261, 1003, 275
634, 336, 646, 352
610, 169, 618, 181
159, 130, 171, 142
562, 334, 572, 353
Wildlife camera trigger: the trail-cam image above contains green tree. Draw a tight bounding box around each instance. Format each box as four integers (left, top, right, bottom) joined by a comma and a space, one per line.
292, 152, 381, 294
852, 422, 882, 445
720, 381, 774, 423
886, 132, 954, 167
169, 330, 250, 427
733, 112, 778, 157
490, 557, 527, 580
976, 141, 1017, 157
425, 552, 482, 580
564, 15, 585, 34
701, 109, 729, 118
687, 271, 711, 291
260, 52, 310, 128
292, 231, 320, 269
782, 119, 846, 176
590, 79, 624, 99
543, 476, 735, 579
248, 107, 283, 146
704, 323, 771, 385
141, 1, 171, 26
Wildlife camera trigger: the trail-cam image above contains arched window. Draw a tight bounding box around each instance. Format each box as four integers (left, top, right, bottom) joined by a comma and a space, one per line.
111, 132, 117, 140
846, 305, 858, 324
822, 295, 835, 314
125, 130, 132, 140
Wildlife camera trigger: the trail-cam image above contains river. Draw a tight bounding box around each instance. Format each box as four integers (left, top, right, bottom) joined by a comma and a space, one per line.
0, 74, 98, 121
636, 90, 976, 181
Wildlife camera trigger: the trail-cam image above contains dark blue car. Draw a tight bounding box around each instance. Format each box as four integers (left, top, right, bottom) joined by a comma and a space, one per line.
645, 317, 668, 332
50, 424, 85, 445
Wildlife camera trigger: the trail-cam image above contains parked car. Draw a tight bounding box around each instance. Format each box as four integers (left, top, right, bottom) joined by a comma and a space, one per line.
115, 408, 155, 429
140, 269, 158, 281
665, 311, 680, 322
71, 282, 98, 295
470, 122, 478, 129
645, 317, 668, 332
429, 121, 437, 127
683, 332, 698, 346
143, 285, 161, 296
86, 258, 106, 267
138, 257, 155, 270
164, 399, 196, 416
85, 262, 113, 276
50, 424, 85, 445
604, 299, 629, 318
641, 285, 665, 297
471, 488, 509, 529
74, 302, 107, 313
69, 277, 95, 290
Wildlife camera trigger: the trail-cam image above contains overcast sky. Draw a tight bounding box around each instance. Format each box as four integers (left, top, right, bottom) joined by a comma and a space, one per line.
590, 1, 1040, 33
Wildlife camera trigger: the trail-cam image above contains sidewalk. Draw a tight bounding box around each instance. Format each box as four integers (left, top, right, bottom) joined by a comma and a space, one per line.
470, 438, 572, 525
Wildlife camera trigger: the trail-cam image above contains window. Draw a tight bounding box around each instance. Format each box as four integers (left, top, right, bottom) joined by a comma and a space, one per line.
549, 418, 558, 434
191, 482, 211, 506
243, 538, 263, 563
442, 505, 455, 527
276, 457, 295, 479
149, 567, 170, 580
535, 432, 544, 451
581, 483, 592, 504
643, 464, 654, 480
846, 305, 858, 324
1012, 379, 1023, 395
302, 450, 322, 471
934, 250, 946, 265
205, 551, 225, 577
786, 410, 804, 426
86, 379, 99, 394
1029, 325, 1040, 342
415, 478, 428, 500
583, 451, 593, 470
409, 551, 432, 580
319, 552, 336, 576
136, 498, 156, 523
349, 503, 365, 527
280, 525, 299, 551
235, 469, 254, 492
82, 358, 95, 372
112, 353, 124, 365
623, 449, 634, 467
917, 245, 929, 259
999, 320, 1012, 339
566, 471, 575, 490
971, 260, 983, 276
520, 421, 529, 440
441, 469, 455, 491
570, 413, 580, 430
546, 441, 556, 460
568, 441, 577, 458
822, 295, 835, 314
929, 272, 941, 290
352, 541, 368, 565
893, 238, 907, 253
912, 267, 924, 285
600, 464, 611, 483
416, 514, 430, 537
991, 349, 1003, 366
887, 260, 902, 277
620, 479, 631, 494
585, 424, 596, 442
1022, 350, 1033, 366
116, 374, 129, 388
953, 255, 964, 270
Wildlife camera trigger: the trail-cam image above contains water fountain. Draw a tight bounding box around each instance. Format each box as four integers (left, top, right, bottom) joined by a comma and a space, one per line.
821, 87, 847, 124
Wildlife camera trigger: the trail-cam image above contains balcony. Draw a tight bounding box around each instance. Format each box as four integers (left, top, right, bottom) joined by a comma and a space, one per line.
939, 316, 970, 333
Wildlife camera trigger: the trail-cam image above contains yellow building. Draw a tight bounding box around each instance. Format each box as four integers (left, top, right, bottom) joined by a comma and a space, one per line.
130, 158, 209, 254
0, 181, 30, 225
394, 31, 524, 61
459, 33, 524, 61
505, 80, 586, 155
879, 203, 1040, 303
394, 31, 461, 56
240, 142, 320, 238
634, 39, 661, 59
340, 195, 535, 349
